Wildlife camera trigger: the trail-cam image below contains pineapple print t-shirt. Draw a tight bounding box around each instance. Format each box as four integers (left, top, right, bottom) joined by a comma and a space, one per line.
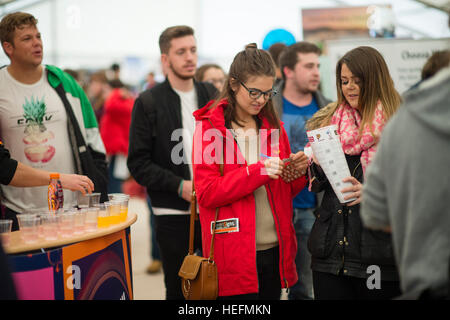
0, 67, 77, 213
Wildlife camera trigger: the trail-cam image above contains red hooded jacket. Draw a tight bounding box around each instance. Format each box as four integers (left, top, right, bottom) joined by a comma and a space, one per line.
100, 88, 134, 155
192, 99, 307, 296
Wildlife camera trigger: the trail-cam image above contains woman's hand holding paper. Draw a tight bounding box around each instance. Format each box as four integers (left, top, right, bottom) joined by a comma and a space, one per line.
341, 176, 363, 206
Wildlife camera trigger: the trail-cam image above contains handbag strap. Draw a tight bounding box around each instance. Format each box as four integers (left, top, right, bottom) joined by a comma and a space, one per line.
208, 198, 220, 262
189, 163, 223, 261
189, 118, 224, 260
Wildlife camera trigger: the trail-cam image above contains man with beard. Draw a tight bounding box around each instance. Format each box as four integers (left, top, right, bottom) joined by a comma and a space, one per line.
272, 42, 330, 300
127, 25, 217, 300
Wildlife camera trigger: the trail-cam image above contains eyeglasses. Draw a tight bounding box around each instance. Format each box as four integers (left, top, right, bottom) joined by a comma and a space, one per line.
240, 82, 277, 100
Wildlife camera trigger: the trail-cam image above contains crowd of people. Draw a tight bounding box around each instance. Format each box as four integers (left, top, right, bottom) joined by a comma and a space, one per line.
0, 11, 448, 301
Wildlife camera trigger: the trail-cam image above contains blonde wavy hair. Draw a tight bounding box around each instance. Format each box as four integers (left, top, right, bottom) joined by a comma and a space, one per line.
305, 102, 338, 131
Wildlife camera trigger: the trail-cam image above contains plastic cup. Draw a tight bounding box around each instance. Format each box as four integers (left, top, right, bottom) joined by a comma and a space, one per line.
109, 194, 130, 222
17, 213, 38, 226
37, 211, 54, 238
88, 193, 101, 207
0, 219, 13, 247
24, 210, 44, 238
108, 193, 130, 200
116, 196, 130, 222
74, 210, 86, 235
17, 214, 40, 244
85, 207, 99, 232
110, 194, 130, 222
77, 192, 90, 208
108, 199, 122, 225
95, 203, 110, 228
59, 211, 76, 238
40, 213, 60, 241
17, 213, 37, 226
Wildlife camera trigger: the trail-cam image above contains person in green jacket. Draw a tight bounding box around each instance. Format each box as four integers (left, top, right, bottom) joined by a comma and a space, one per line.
0, 12, 107, 231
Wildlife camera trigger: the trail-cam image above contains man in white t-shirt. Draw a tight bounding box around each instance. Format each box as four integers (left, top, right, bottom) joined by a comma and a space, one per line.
128, 25, 217, 299
0, 12, 107, 230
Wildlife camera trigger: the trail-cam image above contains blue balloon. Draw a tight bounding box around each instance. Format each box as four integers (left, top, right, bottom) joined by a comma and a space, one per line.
262, 29, 296, 50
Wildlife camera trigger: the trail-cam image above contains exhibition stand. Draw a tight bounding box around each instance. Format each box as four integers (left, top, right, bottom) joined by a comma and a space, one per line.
4, 212, 137, 300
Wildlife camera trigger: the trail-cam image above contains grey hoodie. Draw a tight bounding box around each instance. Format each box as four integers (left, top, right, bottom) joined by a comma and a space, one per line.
361, 67, 450, 298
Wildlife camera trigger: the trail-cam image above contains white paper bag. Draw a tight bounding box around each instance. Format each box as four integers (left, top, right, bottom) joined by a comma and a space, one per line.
307, 125, 356, 204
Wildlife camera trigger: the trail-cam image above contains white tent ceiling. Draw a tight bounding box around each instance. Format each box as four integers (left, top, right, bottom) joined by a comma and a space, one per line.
0, 0, 448, 77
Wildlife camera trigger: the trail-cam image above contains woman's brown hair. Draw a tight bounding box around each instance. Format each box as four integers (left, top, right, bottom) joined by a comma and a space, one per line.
210, 43, 280, 130
195, 63, 224, 82
336, 46, 401, 134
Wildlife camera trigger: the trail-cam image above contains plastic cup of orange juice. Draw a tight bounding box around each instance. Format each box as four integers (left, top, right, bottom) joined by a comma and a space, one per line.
108, 200, 122, 225
95, 203, 110, 228
111, 194, 130, 222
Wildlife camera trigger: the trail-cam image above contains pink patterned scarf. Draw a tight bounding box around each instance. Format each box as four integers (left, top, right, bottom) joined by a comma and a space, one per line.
330, 101, 385, 174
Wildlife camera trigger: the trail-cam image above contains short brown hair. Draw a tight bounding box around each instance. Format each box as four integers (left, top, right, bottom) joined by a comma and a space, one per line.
421, 50, 450, 80
89, 70, 108, 83
268, 42, 287, 68
0, 12, 38, 45
279, 42, 321, 80
158, 25, 194, 54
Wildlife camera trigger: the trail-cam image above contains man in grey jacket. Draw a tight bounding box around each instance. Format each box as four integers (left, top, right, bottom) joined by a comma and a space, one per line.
272, 42, 330, 300
361, 67, 450, 299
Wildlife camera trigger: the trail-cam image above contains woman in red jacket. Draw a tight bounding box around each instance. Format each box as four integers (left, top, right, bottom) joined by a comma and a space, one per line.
100, 80, 135, 193
192, 43, 309, 299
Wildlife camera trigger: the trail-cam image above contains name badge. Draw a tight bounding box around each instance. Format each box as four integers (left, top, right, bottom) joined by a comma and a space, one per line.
211, 218, 239, 234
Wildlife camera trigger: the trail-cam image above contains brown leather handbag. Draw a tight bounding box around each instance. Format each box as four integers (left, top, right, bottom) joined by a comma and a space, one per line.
178, 165, 222, 300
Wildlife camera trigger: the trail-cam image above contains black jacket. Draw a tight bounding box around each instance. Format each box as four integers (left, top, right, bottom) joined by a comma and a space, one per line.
308, 154, 399, 281
127, 79, 217, 210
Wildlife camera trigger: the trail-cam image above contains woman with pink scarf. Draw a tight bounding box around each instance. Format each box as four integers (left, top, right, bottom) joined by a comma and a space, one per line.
306, 46, 402, 299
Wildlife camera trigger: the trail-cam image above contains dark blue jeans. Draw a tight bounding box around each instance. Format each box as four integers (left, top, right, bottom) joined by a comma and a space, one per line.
147, 197, 160, 260
288, 207, 315, 300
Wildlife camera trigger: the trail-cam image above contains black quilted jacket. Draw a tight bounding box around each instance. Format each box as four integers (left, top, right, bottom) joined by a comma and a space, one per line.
308, 154, 399, 281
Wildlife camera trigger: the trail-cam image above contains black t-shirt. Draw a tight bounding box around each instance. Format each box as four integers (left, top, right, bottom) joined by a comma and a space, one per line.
0, 142, 18, 185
